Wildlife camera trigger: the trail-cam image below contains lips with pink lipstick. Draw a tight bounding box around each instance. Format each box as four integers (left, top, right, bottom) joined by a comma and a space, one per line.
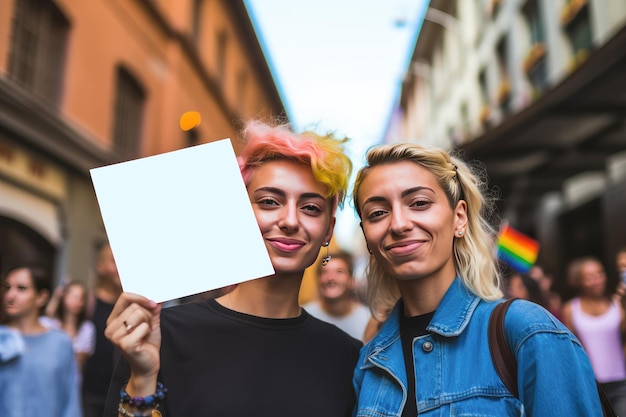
386, 240, 424, 256
268, 237, 305, 252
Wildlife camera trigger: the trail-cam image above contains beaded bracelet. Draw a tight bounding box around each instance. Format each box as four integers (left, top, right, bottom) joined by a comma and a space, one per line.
120, 382, 167, 410
118, 402, 162, 417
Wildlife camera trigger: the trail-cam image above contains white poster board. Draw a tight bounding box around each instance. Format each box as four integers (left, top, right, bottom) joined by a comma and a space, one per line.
90, 139, 274, 302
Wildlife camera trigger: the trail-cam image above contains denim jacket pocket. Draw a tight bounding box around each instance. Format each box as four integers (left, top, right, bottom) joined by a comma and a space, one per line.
449, 395, 524, 416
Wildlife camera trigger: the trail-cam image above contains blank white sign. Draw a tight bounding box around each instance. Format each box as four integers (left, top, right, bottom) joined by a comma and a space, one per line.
90, 139, 274, 302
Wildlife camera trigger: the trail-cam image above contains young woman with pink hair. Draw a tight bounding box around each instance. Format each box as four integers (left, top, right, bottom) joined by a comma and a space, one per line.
102, 120, 359, 417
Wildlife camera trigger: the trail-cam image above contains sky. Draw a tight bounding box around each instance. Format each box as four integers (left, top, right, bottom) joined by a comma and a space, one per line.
243, 0, 428, 250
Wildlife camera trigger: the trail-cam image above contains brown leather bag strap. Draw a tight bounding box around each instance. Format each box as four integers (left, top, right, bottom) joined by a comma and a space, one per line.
488, 298, 518, 398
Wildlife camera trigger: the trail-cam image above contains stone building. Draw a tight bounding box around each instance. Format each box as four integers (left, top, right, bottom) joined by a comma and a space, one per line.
391, 0, 626, 291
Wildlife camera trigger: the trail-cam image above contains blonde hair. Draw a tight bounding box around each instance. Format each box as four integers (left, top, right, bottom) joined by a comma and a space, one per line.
352, 143, 502, 320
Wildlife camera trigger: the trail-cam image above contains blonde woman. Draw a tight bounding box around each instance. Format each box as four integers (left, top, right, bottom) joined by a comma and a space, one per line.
351, 143, 603, 416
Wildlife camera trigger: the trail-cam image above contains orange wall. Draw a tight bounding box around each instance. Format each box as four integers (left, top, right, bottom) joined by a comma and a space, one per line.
0, 0, 14, 74
5, 0, 282, 158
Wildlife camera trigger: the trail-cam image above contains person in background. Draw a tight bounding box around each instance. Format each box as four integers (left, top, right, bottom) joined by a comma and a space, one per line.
102, 120, 361, 417
529, 264, 563, 321
303, 250, 370, 341
82, 243, 123, 417
42, 279, 96, 374
504, 270, 545, 306
616, 246, 626, 283
0, 265, 81, 417
351, 142, 603, 416
562, 256, 626, 416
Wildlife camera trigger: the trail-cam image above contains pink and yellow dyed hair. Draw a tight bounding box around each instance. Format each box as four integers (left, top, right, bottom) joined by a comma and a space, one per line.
238, 120, 352, 211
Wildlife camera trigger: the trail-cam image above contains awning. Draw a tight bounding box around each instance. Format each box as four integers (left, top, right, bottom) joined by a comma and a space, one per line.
460, 25, 626, 233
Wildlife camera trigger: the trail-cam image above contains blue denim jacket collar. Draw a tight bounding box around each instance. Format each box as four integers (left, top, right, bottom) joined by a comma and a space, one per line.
428, 278, 480, 337
355, 277, 604, 416
363, 277, 480, 357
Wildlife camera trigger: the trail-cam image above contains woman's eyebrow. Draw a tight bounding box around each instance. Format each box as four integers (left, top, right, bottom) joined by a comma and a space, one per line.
401, 186, 433, 198
253, 187, 325, 201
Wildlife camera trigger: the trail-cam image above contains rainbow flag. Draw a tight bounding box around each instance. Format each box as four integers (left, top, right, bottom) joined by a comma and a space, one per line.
497, 224, 540, 273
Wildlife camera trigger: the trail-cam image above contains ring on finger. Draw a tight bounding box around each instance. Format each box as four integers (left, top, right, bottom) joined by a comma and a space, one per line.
123, 320, 133, 333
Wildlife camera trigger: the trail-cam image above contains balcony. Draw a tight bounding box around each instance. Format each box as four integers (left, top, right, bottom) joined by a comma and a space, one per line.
523, 43, 546, 73
561, 0, 588, 27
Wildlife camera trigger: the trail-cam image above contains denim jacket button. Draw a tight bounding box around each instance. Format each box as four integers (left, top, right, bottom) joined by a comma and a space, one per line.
422, 341, 433, 352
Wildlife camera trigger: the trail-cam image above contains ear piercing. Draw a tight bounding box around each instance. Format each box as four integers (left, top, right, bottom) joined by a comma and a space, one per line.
321, 241, 331, 266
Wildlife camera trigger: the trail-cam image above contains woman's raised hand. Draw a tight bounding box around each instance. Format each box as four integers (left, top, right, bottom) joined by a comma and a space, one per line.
105, 292, 162, 392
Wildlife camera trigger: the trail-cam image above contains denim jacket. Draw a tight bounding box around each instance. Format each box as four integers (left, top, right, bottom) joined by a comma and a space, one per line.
353, 279, 602, 416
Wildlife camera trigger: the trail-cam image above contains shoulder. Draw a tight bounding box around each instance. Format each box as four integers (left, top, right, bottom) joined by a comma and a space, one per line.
78, 320, 96, 337
39, 316, 60, 329
42, 328, 74, 351
80, 319, 96, 332
503, 299, 578, 351
505, 299, 563, 331
161, 300, 210, 327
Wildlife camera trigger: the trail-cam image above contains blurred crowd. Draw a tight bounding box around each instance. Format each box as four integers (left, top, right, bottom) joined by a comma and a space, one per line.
3, 241, 626, 416
3, 240, 626, 416
503, 249, 626, 415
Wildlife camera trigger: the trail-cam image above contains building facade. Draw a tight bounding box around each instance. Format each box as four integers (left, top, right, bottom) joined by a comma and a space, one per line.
0, 0, 286, 286
391, 0, 626, 293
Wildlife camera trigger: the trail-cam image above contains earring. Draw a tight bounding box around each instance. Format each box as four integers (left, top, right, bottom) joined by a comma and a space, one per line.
321, 242, 331, 266
457, 230, 464, 237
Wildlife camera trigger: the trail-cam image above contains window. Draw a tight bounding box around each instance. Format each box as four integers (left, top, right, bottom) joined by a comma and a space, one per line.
523, 0, 547, 96
216, 30, 228, 84
191, 0, 203, 45
8, 0, 70, 105
112, 67, 146, 161
478, 69, 490, 127
524, 0, 545, 45
567, 9, 592, 54
496, 38, 512, 114
527, 59, 548, 99
236, 70, 248, 114
562, 0, 593, 67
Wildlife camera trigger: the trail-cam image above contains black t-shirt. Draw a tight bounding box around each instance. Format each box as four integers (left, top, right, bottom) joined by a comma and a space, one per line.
82, 297, 115, 396
104, 298, 362, 417
400, 309, 435, 417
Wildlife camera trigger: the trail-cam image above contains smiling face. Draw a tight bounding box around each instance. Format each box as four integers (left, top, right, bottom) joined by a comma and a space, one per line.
2, 268, 48, 322
63, 284, 86, 316
357, 161, 466, 285
248, 159, 335, 276
578, 259, 606, 297
318, 256, 353, 301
